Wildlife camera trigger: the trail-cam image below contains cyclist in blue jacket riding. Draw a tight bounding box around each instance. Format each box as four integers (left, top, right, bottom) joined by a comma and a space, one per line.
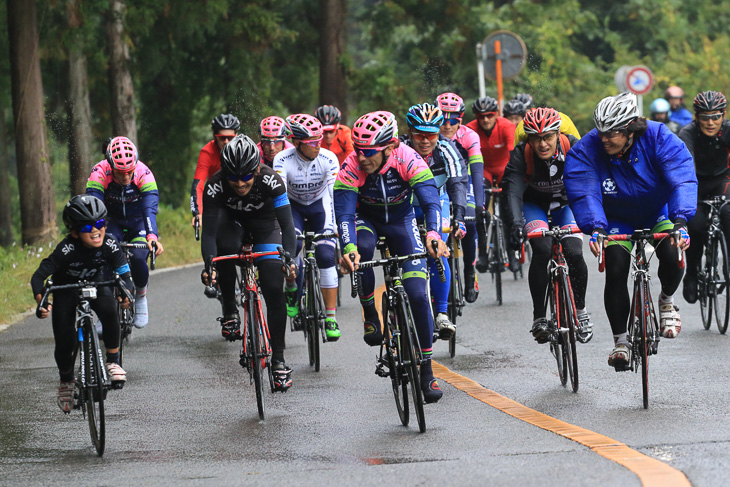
334, 111, 449, 404
401, 103, 468, 339
564, 93, 696, 370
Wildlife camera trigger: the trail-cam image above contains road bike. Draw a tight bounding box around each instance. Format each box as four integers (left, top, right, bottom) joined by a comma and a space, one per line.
697, 196, 730, 334
482, 186, 512, 304
599, 230, 684, 409
350, 241, 444, 433
526, 226, 582, 392
444, 214, 473, 358
295, 231, 338, 372
210, 246, 288, 420
37, 275, 133, 456
116, 241, 156, 367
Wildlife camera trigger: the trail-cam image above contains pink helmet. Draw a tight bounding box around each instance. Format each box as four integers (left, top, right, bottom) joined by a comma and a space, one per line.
436, 92, 465, 114
285, 114, 323, 139
352, 111, 398, 147
260, 116, 287, 138
106, 136, 138, 172
665, 86, 684, 98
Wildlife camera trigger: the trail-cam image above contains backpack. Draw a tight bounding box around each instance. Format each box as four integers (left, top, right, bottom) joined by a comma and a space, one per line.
524, 134, 571, 180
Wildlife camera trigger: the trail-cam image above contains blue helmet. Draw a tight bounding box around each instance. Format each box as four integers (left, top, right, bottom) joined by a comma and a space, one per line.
406, 103, 444, 133
649, 98, 671, 114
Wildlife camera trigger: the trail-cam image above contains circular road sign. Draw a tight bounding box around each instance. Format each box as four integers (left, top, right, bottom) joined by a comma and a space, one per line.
626, 65, 654, 96
482, 30, 527, 81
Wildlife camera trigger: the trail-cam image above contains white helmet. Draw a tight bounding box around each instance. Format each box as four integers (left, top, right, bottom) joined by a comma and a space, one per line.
593, 92, 639, 132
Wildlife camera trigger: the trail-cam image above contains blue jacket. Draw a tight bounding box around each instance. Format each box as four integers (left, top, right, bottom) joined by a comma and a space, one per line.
564, 121, 697, 233
670, 107, 693, 127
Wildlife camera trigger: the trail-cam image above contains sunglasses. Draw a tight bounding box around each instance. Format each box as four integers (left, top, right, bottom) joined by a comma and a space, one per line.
354, 145, 388, 157
598, 129, 625, 140
443, 117, 462, 126
527, 132, 558, 144
227, 173, 255, 183
215, 134, 236, 142
411, 132, 439, 142
77, 219, 106, 233
260, 138, 285, 146
477, 112, 497, 120
300, 138, 323, 148
698, 113, 724, 121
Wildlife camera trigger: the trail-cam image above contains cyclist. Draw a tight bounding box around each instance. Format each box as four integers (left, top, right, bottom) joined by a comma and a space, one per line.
503, 99, 527, 126
666, 86, 693, 127
435, 92, 485, 303
401, 103, 468, 338
315, 105, 354, 166
273, 114, 341, 341
466, 96, 516, 273
679, 91, 730, 303
258, 116, 294, 167
200, 134, 296, 391
502, 108, 592, 343
334, 111, 449, 403
513, 93, 533, 112
86, 136, 164, 329
190, 113, 240, 226
31, 195, 132, 412
649, 98, 681, 134
564, 92, 696, 369
515, 109, 581, 144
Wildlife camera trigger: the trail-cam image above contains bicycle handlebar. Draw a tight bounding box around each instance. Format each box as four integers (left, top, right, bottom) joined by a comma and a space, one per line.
120, 241, 156, 270
349, 253, 359, 298
484, 187, 502, 194
296, 232, 338, 241
597, 231, 685, 272
432, 240, 446, 283
194, 217, 200, 241
36, 276, 133, 319
526, 227, 582, 240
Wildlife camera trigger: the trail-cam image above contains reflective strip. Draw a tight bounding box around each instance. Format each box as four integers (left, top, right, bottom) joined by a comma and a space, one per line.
115, 264, 131, 275
273, 193, 290, 208
402, 270, 427, 280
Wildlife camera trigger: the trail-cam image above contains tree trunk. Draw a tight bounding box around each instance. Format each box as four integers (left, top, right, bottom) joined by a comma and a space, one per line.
106, 0, 137, 143
7, 0, 57, 245
0, 111, 13, 246
67, 0, 94, 196
318, 0, 348, 122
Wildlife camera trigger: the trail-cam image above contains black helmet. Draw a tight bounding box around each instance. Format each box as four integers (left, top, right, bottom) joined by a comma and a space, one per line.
693, 91, 727, 113
314, 105, 342, 128
211, 113, 241, 133
472, 96, 499, 114
220, 134, 260, 178
513, 93, 533, 110
63, 195, 108, 231
503, 99, 526, 117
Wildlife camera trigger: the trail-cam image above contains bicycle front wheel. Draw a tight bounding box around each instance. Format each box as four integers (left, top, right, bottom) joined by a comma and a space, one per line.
246, 298, 266, 420
638, 280, 650, 409
399, 296, 426, 433
382, 291, 408, 426
699, 246, 713, 330
548, 281, 566, 386
492, 221, 503, 305
559, 273, 579, 393
84, 321, 106, 456
447, 252, 460, 358
712, 231, 730, 334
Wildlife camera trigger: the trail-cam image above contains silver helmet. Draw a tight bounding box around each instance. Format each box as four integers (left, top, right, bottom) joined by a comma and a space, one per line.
593, 92, 639, 132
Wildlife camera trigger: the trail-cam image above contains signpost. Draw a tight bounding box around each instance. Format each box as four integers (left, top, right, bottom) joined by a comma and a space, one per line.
614, 64, 654, 116
478, 31, 527, 111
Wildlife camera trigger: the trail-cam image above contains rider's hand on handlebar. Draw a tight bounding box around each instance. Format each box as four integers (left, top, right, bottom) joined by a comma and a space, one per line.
589, 228, 607, 257
453, 221, 467, 240
191, 214, 200, 228
426, 235, 450, 259
35, 294, 51, 319
672, 222, 690, 250
201, 267, 217, 286
117, 296, 132, 310
509, 226, 523, 251
147, 238, 164, 256
341, 251, 360, 273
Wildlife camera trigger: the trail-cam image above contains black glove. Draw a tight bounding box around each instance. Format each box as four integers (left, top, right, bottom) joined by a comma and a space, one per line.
509, 226, 524, 251
475, 206, 489, 242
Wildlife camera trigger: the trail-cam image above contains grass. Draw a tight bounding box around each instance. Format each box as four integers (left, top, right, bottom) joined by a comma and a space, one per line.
0, 205, 201, 324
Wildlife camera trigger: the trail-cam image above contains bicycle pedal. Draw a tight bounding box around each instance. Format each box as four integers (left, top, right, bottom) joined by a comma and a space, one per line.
111, 381, 124, 390
375, 365, 389, 378
612, 363, 631, 372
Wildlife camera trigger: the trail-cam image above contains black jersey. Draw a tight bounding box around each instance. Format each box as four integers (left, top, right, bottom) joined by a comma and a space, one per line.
679, 120, 730, 179
31, 234, 132, 296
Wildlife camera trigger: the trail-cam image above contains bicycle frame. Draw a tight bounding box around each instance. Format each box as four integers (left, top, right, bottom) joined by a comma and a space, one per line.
698, 196, 730, 333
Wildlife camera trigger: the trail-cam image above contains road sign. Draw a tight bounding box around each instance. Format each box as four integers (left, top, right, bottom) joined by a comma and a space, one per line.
614, 65, 631, 92
626, 65, 654, 96
482, 30, 527, 81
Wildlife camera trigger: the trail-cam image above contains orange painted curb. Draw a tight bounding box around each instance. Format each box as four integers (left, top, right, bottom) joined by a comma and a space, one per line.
432, 362, 691, 487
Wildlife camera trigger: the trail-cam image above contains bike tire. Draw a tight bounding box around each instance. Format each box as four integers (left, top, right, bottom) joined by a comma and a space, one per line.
700, 243, 713, 330
549, 281, 566, 386
84, 321, 106, 456
248, 297, 266, 420
399, 296, 426, 433
560, 273, 579, 393
311, 267, 324, 373
382, 291, 408, 426
492, 221, 503, 305
713, 231, 730, 334
639, 280, 650, 409
447, 250, 459, 358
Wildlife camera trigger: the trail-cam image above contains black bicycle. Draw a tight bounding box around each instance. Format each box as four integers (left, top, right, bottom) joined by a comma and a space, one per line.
116, 241, 156, 367
697, 196, 730, 334
445, 214, 472, 358
483, 187, 511, 304
526, 227, 581, 392
37, 276, 133, 456
296, 231, 338, 372
599, 230, 684, 409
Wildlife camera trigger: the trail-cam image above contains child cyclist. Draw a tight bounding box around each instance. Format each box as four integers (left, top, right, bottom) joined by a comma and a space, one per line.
31, 195, 133, 413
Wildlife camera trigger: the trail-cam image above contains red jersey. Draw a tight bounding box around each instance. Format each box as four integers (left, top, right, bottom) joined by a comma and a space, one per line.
466, 117, 516, 185
321, 125, 354, 166
190, 140, 221, 216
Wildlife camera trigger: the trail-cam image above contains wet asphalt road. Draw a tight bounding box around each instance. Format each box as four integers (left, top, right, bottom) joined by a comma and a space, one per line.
2, 247, 730, 486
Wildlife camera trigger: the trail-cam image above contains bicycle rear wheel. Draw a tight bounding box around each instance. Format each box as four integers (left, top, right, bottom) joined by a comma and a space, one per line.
399, 297, 426, 433
559, 274, 579, 393
382, 291, 408, 426
712, 232, 730, 334
84, 321, 106, 456
699, 246, 713, 330
247, 298, 266, 420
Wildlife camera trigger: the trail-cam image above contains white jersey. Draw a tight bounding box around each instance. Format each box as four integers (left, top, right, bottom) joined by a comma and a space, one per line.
272, 147, 339, 205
